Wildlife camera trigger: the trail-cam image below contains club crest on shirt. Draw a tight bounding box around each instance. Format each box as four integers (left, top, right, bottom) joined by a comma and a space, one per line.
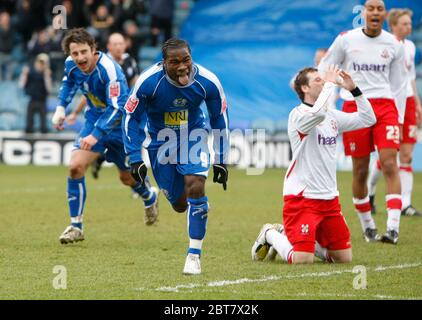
173, 98, 188, 108
330, 119, 338, 133
380, 49, 390, 59
109, 81, 120, 98
125, 96, 139, 113
301, 224, 309, 235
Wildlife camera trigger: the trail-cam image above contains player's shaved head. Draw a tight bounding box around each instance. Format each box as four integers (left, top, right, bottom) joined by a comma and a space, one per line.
365, 0, 384, 7
363, 0, 387, 36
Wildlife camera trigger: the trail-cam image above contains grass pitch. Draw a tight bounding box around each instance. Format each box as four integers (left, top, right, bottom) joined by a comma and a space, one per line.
0, 165, 421, 300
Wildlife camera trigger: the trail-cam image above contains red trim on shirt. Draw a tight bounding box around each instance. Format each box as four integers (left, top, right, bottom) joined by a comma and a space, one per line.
297, 130, 308, 141
286, 160, 296, 179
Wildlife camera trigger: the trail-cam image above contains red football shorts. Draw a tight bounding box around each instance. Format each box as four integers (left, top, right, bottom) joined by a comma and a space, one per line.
342, 98, 400, 157
282, 196, 351, 253
402, 96, 418, 144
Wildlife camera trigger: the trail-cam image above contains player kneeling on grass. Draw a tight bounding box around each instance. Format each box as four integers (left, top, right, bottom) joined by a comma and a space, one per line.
252, 65, 376, 263
52, 28, 160, 244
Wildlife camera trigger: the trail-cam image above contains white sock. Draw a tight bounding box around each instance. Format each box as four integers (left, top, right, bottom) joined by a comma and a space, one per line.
399, 164, 413, 209
266, 229, 293, 262
386, 194, 402, 232
353, 197, 376, 232
368, 160, 382, 196
189, 239, 203, 251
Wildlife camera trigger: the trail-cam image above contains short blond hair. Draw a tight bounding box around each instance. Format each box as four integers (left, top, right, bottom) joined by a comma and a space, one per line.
388, 8, 413, 30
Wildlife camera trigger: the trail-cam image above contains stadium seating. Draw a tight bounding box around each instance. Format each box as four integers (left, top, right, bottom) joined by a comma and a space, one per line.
1, 0, 421, 133
137, 0, 196, 72
180, 0, 422, 129
0, 81, 28, 130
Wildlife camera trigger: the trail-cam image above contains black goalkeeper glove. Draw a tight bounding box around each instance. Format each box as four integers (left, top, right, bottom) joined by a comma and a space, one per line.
213, 164, 228, 191
130, 161, 147, 186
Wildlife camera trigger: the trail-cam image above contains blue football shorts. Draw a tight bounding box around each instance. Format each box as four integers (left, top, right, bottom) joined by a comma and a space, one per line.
73, 121, 129, 171
147, 137, 210, 204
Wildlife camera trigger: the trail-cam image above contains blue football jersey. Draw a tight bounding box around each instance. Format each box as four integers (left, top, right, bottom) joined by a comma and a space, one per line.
122, 62, 229, 165
58, 52, 129, 140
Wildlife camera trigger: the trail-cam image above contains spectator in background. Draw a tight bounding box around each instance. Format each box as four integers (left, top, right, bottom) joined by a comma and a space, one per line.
19, 53, 53, 134
120, 0, 147, 28
89, 4, 114, 50
47, 21, 65, 82
123, 19, 144, 59
108, 0, 123, 32
15, 0, 32, 45
149, 0, 175, 46
16, 0, 48, 45
0, 11, 16, 80
108, 32, 140, 86
27, 29, 52, 61
0, 0, 16, 15
61, 0, 85, 29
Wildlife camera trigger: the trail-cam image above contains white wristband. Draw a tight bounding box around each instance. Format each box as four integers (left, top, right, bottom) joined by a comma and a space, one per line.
52, 106, 66, 124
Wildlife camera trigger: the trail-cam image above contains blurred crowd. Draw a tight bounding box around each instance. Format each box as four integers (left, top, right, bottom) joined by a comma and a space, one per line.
0, 0, 191, 82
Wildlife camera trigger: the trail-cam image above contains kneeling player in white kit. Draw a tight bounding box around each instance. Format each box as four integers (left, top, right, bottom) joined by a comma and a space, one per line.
252, 65, 376, 263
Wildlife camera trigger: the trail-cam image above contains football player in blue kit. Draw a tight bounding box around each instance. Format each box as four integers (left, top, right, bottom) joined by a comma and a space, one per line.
51, 28, 159, 244
123, 38, 230, 275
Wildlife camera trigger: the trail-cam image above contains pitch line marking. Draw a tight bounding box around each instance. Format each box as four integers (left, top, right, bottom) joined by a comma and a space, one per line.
195, 290, 422, 300
135, 262, 421, 293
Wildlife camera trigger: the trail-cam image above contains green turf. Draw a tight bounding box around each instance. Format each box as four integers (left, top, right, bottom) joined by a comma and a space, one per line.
0, 165, 421, 300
